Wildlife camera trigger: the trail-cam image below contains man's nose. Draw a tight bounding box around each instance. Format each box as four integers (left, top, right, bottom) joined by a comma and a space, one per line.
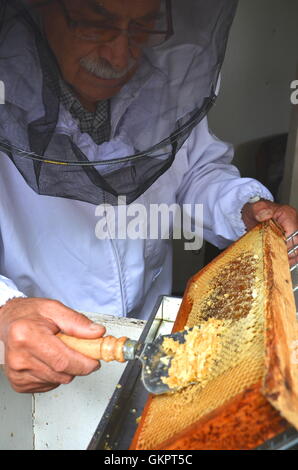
103, 32, 133, 71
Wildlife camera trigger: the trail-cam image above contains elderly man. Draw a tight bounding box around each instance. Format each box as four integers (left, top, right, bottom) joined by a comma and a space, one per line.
0, 0, 297, 394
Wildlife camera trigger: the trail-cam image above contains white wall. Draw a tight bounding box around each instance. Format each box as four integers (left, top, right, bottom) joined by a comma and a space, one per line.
209, 0, 298, 177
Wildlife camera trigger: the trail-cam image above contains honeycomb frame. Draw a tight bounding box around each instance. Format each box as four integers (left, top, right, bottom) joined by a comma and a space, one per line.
131, 222, 298, 450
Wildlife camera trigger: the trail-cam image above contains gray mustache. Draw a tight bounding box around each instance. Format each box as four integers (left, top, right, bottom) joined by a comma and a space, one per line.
79, 56, 136, 80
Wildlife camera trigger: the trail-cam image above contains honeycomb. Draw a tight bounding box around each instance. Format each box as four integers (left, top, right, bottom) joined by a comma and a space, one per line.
161, 321, 224, 390
133, 227, 267, 449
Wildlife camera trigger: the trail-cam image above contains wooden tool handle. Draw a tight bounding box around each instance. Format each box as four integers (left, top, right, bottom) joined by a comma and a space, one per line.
57, 333, 128, 362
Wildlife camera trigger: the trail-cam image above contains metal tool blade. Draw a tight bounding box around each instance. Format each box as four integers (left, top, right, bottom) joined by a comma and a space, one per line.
136, 329, 192, 395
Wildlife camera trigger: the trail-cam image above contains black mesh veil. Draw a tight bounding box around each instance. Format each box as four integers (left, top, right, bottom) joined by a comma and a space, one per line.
0, 0, 238, 205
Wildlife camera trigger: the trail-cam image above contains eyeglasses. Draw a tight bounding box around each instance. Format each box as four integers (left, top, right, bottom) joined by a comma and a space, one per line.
59, 0, 173, 48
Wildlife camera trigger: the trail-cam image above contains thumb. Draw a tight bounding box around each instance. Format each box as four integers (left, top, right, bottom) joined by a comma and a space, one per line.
251, 201, 275, 222
42, 301, 106, 339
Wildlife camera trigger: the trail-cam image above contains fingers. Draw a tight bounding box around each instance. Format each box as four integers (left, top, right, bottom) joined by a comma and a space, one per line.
250, 201, 298, 238
242, 200, 276, 231
4, 348, 74, 394
242, 200, 298, 266
250, 200, 275, 222
5, 366, 62, 394
10, 380, 60, 394
40, 300, 106, 339
32, 334, 101, 377
272, 206, 298, 238
4, 360, 74, 394
6, 316, 101, 378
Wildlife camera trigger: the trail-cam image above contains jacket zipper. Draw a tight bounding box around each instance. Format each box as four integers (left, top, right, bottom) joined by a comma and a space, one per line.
109, 238, 126, 317
105, 212, 126, 317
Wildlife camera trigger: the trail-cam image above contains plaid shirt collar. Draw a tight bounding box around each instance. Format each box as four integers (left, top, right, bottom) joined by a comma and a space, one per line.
59, 80, 111, 145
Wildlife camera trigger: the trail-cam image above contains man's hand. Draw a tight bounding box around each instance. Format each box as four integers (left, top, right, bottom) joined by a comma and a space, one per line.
0, 298, 106, 393
242, 200, 298, 264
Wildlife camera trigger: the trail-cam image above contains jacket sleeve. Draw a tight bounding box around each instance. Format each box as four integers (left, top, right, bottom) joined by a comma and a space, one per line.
176, 117, 274, 249
0, 275, 26, 307
0, 232, 26, 307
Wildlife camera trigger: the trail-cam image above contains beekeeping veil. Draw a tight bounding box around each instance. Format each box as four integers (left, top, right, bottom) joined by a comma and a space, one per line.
0, 0, 238, 205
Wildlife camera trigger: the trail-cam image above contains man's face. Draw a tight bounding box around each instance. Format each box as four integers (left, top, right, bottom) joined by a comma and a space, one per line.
41, 0, 161, 104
